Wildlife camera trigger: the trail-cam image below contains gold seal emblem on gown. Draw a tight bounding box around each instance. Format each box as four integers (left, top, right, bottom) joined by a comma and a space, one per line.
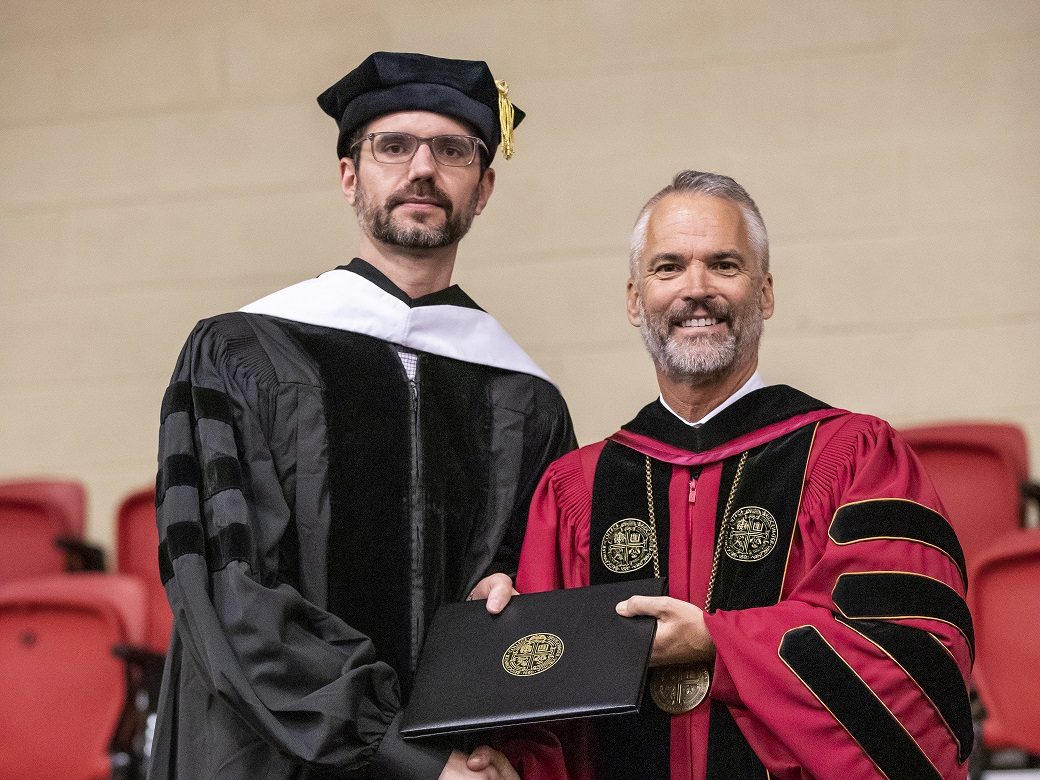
724, 506, 778, 562
650, 663, 711, 714
502, 633, 564, 677
601, 518, 655, 574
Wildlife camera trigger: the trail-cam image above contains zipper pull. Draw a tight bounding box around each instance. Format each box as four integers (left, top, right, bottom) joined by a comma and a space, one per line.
689, 475, 698, 504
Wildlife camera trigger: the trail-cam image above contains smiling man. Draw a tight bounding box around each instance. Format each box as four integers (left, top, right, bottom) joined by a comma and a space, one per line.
508, 171, 974, 779
150, 52, 574, 780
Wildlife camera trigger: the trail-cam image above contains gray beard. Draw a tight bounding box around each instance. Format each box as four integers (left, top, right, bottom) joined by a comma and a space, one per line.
354, 182, 479, 250
638, 297, 763, 380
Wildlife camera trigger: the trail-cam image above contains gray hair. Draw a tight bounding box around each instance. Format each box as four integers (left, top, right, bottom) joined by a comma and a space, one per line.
628, 170, 769, 278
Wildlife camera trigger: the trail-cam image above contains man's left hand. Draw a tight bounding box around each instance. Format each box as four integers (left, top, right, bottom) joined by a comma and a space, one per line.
468, 573, 517, 614
616, 595, 715, 667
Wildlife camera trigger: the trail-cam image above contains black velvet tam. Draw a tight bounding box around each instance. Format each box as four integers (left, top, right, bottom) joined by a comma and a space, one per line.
317, 51, 525, 159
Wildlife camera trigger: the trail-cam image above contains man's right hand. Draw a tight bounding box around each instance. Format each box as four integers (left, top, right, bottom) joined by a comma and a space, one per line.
438, 748, 519, 779
616, 594, 715, 666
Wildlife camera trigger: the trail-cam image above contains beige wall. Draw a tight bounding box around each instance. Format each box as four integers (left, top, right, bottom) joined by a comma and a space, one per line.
2, 1, 1039, 553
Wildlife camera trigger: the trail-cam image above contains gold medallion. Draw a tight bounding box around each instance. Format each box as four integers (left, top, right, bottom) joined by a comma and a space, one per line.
502, 633, 564, 677
601, 518, 655, 574
724, 506, 778, 562
650, 663, 711, 714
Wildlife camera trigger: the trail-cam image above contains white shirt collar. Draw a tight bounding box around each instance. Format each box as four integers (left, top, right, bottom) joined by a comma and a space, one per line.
659, 372, 767, 427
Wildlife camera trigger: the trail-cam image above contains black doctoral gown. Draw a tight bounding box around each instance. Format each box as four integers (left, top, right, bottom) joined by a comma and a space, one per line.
149, 261, 575, 779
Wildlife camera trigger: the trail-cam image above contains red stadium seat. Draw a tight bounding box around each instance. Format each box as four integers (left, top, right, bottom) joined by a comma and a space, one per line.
900, 423, 1032, 577
0, 478, 103, 583
0, 495, 70, 584
116, 486, 172, 654
0, 573, 148, 779
970, 529, 1040, 757
0, 478, 87, 536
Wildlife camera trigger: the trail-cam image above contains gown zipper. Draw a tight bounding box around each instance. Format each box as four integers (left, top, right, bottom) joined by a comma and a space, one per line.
407, 357, 424, 679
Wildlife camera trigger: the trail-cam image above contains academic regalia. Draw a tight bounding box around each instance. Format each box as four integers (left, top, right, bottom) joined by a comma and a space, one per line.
514, 386, 973, 780
150, 259, 575, 779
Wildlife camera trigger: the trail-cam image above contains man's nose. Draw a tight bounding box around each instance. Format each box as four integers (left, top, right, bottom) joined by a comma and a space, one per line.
407, 141, 438, 179
678, 265, 712, 299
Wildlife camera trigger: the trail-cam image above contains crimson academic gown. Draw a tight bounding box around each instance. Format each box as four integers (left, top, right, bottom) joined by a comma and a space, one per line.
514, 386, 972, 780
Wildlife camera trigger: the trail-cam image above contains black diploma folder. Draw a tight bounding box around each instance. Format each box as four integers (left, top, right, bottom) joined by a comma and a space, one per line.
400, 577, 666, 738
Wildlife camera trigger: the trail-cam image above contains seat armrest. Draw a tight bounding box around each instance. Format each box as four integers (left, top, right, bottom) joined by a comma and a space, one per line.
56, 536, 107, 572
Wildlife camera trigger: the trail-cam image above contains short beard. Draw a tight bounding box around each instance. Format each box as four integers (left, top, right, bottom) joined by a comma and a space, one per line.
354, 179, 479, 250
638, 296, 763, 381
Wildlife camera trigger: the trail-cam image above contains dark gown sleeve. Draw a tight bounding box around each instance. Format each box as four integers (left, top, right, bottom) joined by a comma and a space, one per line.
152, 316, 450, 778
486, 378, 577, 580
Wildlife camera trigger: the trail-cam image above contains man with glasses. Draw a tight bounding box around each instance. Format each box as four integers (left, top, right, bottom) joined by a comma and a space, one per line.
150, 52, 574, 780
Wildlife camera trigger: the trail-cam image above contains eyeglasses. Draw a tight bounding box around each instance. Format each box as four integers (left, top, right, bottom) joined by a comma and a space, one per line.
351, 132, 488, 167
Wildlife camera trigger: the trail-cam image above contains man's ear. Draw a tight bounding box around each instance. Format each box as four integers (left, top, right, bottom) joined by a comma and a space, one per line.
340, 157, 358, 205
473, 166, 496, 215
626, 278, 642, 328
760, 272, 775, 320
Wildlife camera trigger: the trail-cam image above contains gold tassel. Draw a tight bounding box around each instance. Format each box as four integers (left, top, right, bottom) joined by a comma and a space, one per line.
495, 79, 515, 159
